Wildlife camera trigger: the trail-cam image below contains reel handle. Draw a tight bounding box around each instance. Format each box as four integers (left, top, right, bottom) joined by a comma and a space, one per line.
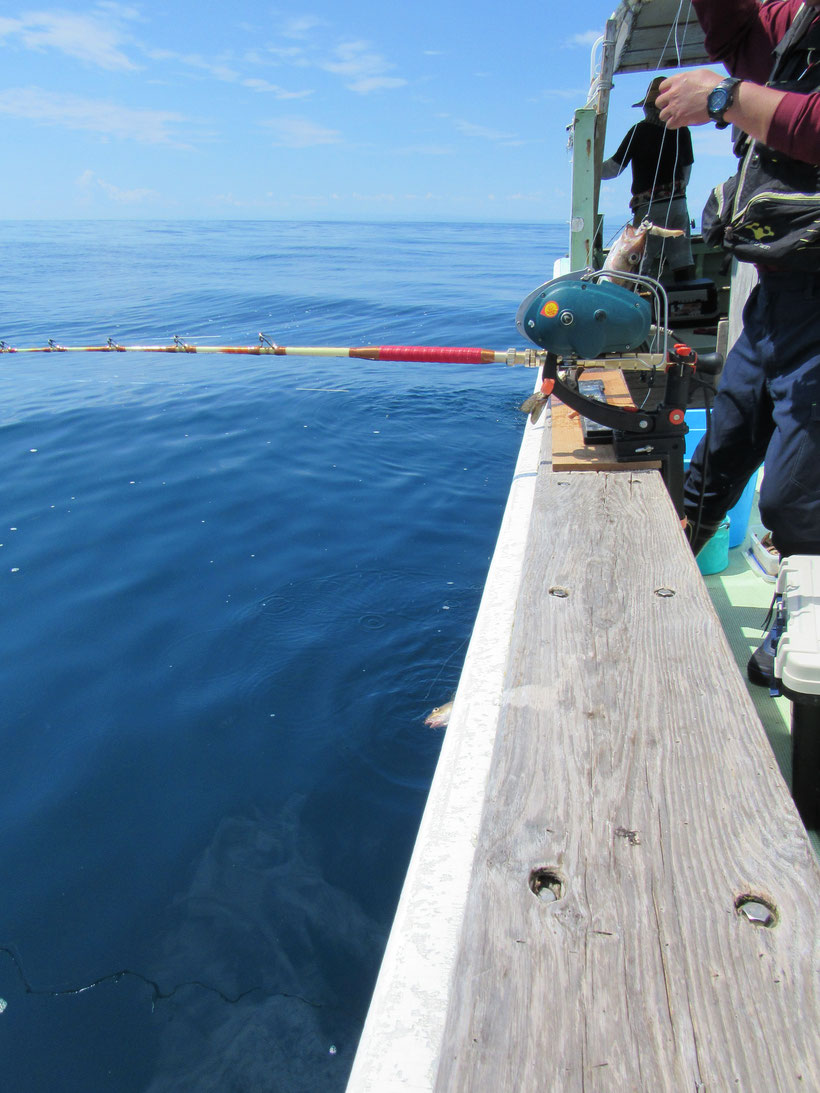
695, 352, 724, 376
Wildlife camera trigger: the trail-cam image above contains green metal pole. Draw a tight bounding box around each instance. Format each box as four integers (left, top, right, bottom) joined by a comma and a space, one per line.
569, 106, 597, 272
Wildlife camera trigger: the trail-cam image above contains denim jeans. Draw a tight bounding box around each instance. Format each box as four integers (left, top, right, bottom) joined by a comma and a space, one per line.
683, 270, 820, 557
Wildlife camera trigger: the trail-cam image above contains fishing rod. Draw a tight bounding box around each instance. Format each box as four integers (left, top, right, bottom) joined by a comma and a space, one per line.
4, 268, 723, 517
0, 333, 676, 374
0, 334, 547, 366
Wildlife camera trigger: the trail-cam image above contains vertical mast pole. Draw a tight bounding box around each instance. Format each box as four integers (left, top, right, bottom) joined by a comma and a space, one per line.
568, 18, 617, 272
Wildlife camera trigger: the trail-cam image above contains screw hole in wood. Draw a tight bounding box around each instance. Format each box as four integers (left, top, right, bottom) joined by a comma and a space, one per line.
529, 867, 564, 904
735, 894, 778, 928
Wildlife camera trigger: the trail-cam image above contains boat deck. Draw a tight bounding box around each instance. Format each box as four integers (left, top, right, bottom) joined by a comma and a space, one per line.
704, 505, 820, 864
347, 407, 820, 1092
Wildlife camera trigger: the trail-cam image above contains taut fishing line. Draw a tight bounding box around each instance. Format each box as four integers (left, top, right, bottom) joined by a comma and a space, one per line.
0, 942, 327, 1013
639, 0, 697, 275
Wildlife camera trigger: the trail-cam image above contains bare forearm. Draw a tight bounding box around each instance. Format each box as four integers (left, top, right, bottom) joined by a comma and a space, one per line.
657, 70, 785, 145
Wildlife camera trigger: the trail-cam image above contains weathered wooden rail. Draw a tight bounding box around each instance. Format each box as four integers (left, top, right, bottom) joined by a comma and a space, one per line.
434, 464, 820, 1090
347, 406, 820, 1092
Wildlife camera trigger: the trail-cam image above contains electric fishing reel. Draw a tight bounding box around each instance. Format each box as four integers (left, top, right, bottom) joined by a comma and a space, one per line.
515, 270, 653, 358
515, 269, 723, 518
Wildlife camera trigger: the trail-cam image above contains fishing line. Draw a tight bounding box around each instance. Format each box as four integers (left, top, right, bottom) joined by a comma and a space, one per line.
598, 1, 697, 276
638, 0, 697, 275
423, 634, 470, 701
0, 943, 326, 1012
603, 219, 632, 255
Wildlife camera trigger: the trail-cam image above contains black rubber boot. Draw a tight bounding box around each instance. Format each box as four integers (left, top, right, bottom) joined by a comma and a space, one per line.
747, 595, 785, 689
747, 629, 778, 687
686, 517, 722, 558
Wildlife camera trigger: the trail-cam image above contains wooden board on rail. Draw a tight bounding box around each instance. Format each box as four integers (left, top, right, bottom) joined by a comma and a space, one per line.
433, 467, 820, 1093
550, 367, 662, 472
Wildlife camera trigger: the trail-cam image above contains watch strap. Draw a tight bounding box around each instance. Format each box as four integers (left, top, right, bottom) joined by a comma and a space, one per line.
708, 77, 741, 130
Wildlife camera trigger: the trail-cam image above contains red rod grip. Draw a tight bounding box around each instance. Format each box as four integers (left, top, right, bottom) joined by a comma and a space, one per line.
376, 345, 488, 364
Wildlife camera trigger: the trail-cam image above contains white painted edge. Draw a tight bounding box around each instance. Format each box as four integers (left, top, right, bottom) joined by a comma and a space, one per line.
345, 387, 548, 1093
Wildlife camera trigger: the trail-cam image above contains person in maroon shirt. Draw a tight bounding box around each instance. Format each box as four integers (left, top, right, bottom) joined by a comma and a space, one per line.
659, 0, 820, 163
657, 0, 820, 687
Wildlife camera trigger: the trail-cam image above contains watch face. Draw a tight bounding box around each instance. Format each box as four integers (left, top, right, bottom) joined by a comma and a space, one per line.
709, 88, 729, 113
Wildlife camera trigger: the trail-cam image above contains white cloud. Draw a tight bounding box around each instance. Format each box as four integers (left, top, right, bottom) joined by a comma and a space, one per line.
265, 44, 309, 64
146, 47, 313, 99
77, 168, 160, 203
347, 76, 406, 93
349, 76, 408, 94
96, 3, 142, 18
0, 87, 188, 144
4, 7, 140, 70
280, 16, 326, 40
146, 48, 239, 83
568, 30, 602, 48
258, 24, 406, 95
453, 119, 517, 141
350, 191, 397, 203
539, 86, 589, 101
97, 178, 157, 202
507, 191, 547, 203
262, 116, 342, 148
320, 40, 406, 94
242, 78, 313, 100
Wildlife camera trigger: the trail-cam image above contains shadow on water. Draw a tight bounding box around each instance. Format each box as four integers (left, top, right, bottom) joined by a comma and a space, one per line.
0, 798, 384, 1092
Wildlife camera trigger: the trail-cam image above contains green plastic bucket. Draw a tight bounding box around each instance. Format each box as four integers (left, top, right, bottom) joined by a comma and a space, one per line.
696, 518, 730, 575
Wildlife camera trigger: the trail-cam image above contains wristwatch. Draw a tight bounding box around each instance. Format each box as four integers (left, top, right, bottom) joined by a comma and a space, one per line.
707, 77, 741, 130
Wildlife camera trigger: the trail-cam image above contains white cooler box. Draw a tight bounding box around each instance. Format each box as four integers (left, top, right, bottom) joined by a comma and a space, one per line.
773, 555, 820, 828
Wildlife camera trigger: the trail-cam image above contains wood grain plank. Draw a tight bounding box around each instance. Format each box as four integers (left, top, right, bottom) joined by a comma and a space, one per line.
551, 369, 662, 472
434, 470, 820, 1092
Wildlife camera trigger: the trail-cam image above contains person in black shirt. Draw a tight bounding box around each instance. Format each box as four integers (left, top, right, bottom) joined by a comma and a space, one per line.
602, 76, 696, 281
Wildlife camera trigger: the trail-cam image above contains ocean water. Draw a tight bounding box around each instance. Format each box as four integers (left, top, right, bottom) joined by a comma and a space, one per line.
0, 219, 565, 1091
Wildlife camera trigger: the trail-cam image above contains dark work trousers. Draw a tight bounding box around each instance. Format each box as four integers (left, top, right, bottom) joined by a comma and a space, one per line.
683, 270, 820, 557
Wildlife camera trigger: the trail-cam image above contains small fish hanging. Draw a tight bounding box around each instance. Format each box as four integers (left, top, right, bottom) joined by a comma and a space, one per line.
519, 377, 555, 424
601, 218, 684, 286
424, 700, 453, 729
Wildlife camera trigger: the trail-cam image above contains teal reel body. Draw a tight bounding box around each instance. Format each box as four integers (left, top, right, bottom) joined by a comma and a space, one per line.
515, 272, 652, 358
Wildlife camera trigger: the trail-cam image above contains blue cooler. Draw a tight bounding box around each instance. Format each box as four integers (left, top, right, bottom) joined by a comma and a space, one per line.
684, 409, 756, 549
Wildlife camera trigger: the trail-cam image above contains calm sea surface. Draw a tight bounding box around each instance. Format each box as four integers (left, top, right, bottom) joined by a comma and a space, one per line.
0, 220, 565, 1091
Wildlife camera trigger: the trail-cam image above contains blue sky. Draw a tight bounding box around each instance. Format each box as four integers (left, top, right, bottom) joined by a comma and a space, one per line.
0, 1, 736, 223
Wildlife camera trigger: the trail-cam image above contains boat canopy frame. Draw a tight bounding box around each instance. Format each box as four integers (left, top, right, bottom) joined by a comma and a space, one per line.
568, 0, 711, 271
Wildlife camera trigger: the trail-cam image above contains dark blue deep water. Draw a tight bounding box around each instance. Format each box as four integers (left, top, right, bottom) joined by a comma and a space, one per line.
0, 220, 564, 1091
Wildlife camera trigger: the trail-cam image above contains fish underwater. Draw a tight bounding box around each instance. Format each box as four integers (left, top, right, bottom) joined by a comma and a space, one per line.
602, 218, 684, 286
424, 700, 453, 729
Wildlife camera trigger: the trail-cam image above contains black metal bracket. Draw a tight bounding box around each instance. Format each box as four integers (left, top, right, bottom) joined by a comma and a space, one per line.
541, 347, 720, 518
